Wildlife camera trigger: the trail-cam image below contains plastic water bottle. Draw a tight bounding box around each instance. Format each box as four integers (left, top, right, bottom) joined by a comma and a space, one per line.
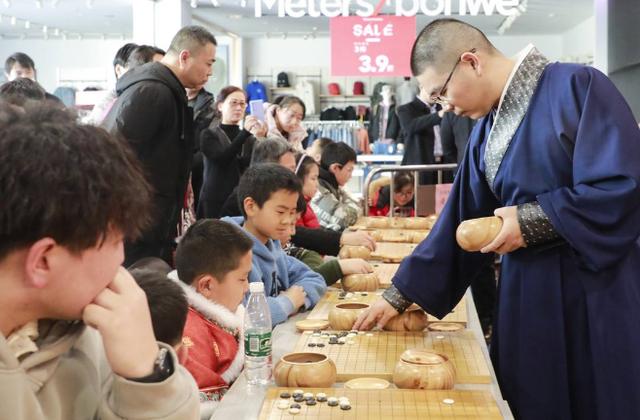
244, 282, 272, 385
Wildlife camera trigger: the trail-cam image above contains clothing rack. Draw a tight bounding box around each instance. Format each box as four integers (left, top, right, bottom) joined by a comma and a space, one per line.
302, 119, 369, 128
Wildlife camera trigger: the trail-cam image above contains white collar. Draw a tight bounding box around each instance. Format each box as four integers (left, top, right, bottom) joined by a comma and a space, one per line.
496, 44, 535, 118
167, 270, 244, 330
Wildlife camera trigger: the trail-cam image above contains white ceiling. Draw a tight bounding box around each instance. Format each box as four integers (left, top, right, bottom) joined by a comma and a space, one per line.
0, 0, 593, 40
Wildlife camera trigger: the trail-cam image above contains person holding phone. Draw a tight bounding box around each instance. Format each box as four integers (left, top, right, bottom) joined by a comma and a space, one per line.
264, 95, 308, 151
198, 86, 267, 219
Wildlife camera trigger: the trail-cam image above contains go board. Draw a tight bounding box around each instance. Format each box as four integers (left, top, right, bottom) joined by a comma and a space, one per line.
259, 387, 502, 420
292, 330, 490, 384
370, 242, 417, 263
370, 262, 399, 287
307, 289, 381, 321
307, 290, 468, 326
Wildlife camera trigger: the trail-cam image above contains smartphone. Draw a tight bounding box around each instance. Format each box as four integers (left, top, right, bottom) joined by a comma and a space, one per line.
249, 99, 265, 121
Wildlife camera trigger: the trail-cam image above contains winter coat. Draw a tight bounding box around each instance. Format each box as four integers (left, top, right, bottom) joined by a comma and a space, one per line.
0, 320, 199, 419
102, 62, 194, 264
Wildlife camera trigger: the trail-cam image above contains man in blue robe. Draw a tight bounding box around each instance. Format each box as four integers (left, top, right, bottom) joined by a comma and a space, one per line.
355, 19, 640, 419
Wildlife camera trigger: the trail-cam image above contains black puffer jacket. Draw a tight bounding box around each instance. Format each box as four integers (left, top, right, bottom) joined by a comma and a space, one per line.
103, 62, 194, 264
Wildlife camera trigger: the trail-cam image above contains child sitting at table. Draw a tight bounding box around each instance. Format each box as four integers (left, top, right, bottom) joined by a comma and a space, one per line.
369, 172, 415, 217
168, 219, 254, 418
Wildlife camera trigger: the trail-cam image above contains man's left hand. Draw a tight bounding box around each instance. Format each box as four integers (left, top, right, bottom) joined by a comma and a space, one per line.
480, 206, 526, 255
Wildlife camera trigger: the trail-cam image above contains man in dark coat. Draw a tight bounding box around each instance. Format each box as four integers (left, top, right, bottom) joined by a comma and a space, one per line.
103, 26, 217, 266
397, 92, 444, 184
187, 85, 215, 209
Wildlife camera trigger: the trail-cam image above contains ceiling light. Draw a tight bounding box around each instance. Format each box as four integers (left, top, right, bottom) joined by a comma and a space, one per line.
303, 34, 309, 40
85, 0, 93, 9
52, 0, 60, 7
211, 0, 219, 6
42, 25, 47, 33
25, 20, 30, 29
282, 33, 287, 39
35, 0, 42, 8
190, 0, 197, 8
54, 27, 59, 36
3, 0, 10, 7
240, 0, 247, 7
10, 15, 15, 25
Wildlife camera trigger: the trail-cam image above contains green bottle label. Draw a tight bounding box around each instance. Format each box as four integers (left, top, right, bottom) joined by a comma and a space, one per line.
245, 331, 272, 357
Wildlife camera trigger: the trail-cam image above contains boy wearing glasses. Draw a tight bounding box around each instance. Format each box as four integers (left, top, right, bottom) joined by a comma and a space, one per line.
356, 18, 640, 420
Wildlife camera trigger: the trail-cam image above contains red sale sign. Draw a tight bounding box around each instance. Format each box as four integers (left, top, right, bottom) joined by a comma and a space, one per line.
331, 15, 416, 77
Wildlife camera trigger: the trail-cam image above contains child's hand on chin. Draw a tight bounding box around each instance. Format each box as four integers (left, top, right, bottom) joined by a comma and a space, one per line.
82, 266, 159, 379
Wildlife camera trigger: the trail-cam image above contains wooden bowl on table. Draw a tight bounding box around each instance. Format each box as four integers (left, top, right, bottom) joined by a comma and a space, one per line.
328, 302, 370, 330
341, 273, 380, 292
404, 217, 431, 230
364, 216, 389, 229
274, 352, 337, 387
339, 245, 371, 259
393, 349, 456, 390
456, 216, 503, 252
383, 308, 428, 332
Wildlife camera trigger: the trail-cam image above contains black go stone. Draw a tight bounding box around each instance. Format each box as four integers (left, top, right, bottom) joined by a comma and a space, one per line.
341, 404, 352, 411
317, 396, 328, 402
290, 403, 302, 409
329, 338, 338, 345
308, 343, 317, 347
306, 399, 317, 406
317, 343, 326, 348
279, 392, 291, 399
294, 396, 305, 403
328, 400, 339, 407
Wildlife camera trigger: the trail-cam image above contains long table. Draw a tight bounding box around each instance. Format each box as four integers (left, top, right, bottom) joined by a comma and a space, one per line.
211, 289, 514, 420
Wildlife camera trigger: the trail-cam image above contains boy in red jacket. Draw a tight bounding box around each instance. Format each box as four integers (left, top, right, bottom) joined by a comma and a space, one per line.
169, 219, 253, 418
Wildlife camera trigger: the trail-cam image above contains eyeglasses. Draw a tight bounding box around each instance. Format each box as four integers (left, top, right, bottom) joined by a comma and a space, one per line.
430, 48, 476, 105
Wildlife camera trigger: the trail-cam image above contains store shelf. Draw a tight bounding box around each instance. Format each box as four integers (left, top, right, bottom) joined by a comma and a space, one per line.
357, 154, 403, 163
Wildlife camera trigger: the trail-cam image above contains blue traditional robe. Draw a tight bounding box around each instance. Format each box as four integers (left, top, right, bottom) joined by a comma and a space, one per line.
391, 46, 640, 419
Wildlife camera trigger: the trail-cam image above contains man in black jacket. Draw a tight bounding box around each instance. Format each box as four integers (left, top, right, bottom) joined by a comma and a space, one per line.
397, 91, 444, 184
103, 26, 217, 265
440, 112, 476, 165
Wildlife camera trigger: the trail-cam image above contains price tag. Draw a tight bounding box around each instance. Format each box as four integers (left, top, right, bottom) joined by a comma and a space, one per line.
331, 16, 415, 77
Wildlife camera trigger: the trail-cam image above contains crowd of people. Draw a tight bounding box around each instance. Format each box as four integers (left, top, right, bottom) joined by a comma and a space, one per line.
1, 17, 639, 420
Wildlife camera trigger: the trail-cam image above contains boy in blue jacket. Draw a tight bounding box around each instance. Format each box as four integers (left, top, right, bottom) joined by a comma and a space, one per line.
222, 163, 326, 326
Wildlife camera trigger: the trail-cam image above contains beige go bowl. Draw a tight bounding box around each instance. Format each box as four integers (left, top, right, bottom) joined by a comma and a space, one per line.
383, 309, 428, 332
339, 245, 372, 259
328, 302, 370, 330
456, 216, 503, 252
342, 273, 380, 292
274, 352, 337, 388
393, 349, 456, 390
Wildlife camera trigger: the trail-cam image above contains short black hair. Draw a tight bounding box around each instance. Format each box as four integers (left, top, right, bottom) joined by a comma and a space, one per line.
251, 137, 295, 166
4, 52, 35, 75
410, 18, 496, 76
237, 163, 302, 218
127, 45, 162, 69
0, 103, 151, 260
130, 268, 188, 347
112, 42, 138, 74
0, 77, 46, 106
176, 219, 253, 286
167, 25, 217, 55
320, 141, 357, 170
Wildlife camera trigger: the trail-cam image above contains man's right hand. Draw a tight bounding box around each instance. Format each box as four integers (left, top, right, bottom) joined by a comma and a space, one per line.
353, 298, 399, 331
281, 285, 306, 311
341, 231, 377, 251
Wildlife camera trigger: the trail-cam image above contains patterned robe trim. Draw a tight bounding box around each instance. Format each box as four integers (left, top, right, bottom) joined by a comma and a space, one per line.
517, 201, 560, 246
382, 285, 413, 314
484, 45, 550, 196
167, 270, 246, 385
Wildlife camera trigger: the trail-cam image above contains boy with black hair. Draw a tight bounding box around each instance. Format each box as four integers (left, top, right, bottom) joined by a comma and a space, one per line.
4, 52, 62, 104
130, 268, 188, 348
0, 103, 198, 419
169, 219, 253, 417
311, 141, 361, 231
222, 164, 326, 326
0, 77, 46, 106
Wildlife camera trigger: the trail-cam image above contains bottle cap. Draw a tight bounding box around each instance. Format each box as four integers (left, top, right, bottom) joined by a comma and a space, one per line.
249, 282, 265, 293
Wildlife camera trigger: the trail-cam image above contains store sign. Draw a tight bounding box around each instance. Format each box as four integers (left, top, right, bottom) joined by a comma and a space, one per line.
255, 0, 521, 18
331, 15, 415, 76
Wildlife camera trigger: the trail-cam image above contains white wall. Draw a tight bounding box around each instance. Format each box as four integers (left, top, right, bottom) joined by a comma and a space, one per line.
561, 16, 595, 62
0, 39, 132, 92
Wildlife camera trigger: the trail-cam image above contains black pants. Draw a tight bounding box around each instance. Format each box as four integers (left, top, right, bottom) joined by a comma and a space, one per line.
471, 262, 497, 331
124, 194, 179, 267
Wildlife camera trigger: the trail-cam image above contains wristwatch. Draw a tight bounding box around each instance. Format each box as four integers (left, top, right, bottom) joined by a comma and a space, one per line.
129, 347, 174, 383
